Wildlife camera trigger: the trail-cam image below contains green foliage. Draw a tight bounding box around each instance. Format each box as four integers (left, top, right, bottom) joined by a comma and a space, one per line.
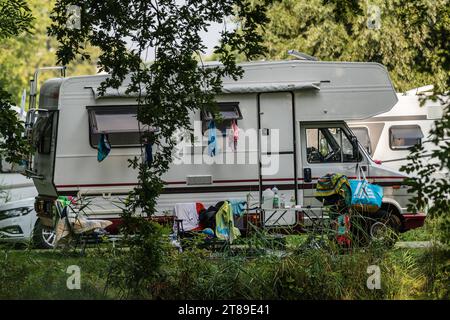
48, 0, 270, 214
401, 98, 449, 245
402, 100, 450, 207
0, 0, 34, 39
0, 87, 30, 165
0, 0, 34, 167
0, 0, 99, 107
258, 0, 449, 92
2, 236, 448, 300
105, 220, 168, 298
0, 249, 110, 299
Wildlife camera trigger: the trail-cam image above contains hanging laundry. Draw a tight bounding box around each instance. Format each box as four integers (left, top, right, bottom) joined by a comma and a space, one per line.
173, 203, 200, 232
229, 119, 239, 151
228, 199, 246, 217
97, 133, 111, 162
207, 120, 218, 157
144, 142, 153, 166
198, 201, 223, 230
215, 201, 241, 243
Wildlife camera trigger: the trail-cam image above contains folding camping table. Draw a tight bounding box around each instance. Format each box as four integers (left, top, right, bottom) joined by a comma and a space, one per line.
259, 205, 329, 232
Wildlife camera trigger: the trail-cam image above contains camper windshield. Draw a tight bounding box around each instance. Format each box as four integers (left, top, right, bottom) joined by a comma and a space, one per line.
306, 127, 359, 163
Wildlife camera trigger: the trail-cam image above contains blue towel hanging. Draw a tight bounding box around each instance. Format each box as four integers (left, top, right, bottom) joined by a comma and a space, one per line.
97, 133, 111, 162
208, 120, 217, 157
144, 142, 153, 166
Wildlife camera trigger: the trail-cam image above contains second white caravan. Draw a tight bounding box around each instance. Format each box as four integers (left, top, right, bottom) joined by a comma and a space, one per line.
349, 86, 446, 175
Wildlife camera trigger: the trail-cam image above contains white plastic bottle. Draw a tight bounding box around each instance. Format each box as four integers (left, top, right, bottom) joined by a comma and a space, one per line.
262, 188, 274, 209
280, 194, 286, 208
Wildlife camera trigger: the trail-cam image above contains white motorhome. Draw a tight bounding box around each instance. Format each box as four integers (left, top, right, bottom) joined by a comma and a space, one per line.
349, 86, 446, 174
25, 60, 426, 234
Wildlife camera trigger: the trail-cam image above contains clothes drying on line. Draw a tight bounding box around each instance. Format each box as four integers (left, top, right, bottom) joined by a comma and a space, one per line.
173, 202, 205, 232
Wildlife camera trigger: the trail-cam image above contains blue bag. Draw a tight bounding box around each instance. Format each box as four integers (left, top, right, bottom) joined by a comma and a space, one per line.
350, 180, 383, 206
349, 165, 383, 212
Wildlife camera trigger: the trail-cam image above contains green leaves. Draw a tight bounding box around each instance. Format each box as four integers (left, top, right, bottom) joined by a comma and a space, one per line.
260, 0, 449, 92
0, 0, 34, 39
0, 87, 30, 165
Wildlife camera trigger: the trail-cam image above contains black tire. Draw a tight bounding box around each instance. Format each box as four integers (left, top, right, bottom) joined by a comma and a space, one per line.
368, 209, 401, 246
33, 220, 56, 249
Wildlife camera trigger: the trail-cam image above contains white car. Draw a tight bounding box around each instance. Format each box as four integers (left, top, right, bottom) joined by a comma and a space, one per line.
0, 198, 56, 248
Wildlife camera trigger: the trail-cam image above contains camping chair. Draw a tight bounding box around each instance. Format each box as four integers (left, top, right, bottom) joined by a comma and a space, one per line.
54, 199, 110, 253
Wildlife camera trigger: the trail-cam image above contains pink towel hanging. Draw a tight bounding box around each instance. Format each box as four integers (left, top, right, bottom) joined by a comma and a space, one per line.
229, 120, 239, 151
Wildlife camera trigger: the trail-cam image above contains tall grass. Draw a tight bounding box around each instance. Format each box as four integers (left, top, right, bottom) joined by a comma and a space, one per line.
0, 218, 448, 300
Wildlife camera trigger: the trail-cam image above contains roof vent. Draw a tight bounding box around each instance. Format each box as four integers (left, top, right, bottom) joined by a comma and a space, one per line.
287, 50, 318, 61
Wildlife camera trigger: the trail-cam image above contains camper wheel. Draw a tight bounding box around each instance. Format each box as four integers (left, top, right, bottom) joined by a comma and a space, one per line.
33, 220, 56, 249
369, 209, 401, 245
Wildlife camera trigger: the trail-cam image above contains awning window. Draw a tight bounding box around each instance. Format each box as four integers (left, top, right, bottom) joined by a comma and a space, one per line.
389, 125, 424, 150
87, 106, 157, 148
201, 102, 242, 136
201, 102, 242, 121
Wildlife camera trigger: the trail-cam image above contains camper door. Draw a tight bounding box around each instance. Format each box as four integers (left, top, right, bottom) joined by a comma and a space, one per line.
299, 122, 368, 217
31, 110, 59, 198
258, 92, 297, 226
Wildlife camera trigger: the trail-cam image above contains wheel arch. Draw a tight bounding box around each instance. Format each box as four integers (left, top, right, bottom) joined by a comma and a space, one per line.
380, 198, 405, 231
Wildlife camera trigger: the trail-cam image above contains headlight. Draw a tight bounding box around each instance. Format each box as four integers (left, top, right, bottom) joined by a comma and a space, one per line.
0, 207, 31, 221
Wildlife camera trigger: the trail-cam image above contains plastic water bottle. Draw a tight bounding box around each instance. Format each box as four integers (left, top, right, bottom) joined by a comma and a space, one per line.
272, 186, 279, 208
280, 194, 286, 208
262, 188, 274, 209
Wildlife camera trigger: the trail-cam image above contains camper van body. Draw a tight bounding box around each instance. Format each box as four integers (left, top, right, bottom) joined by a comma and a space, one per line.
348, 87, 447, 177
27, 60, 425, 232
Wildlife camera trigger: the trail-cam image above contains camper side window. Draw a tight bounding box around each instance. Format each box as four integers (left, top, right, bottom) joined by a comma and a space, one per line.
87, 106, 148, 148
389, 125, 423, 150
351, 127, 372, 155
306, 127, 360, 163
201, 102, 242, 136
33, 112, 54, 155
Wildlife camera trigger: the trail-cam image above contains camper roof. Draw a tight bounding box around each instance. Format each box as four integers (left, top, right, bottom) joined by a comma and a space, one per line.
40, 60, 398, 121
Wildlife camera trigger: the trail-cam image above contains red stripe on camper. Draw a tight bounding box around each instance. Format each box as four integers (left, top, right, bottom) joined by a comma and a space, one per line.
56, 176, 404, 189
